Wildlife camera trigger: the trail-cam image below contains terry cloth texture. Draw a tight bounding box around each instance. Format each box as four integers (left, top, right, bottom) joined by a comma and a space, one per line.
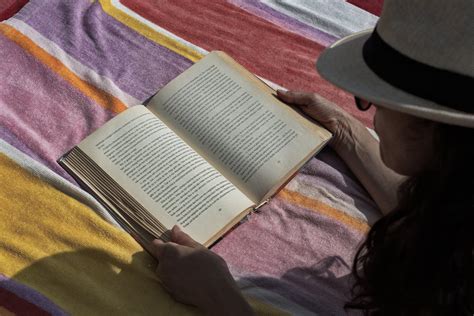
0, 0, 381, 314
0, 140, 286, 315
0, 140, 194, 315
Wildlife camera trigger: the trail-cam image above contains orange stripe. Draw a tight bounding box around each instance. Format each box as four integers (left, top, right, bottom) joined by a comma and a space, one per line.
278, 189, 369, 233
0, 24, 127, 114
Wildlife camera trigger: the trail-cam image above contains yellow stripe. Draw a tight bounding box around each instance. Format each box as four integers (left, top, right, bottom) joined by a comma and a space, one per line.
278, 189, 369, 233
0, 153, 198, 315
0, 153, 286, 315
99, 0, 203, 62
0, 24, 127, 114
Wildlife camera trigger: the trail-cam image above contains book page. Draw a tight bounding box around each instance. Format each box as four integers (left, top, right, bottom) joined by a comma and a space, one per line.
148, 52, 331, 203
77, 105, 254, 245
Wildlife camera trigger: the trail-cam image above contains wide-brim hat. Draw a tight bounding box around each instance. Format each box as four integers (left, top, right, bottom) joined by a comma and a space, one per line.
316, 0, 474, 128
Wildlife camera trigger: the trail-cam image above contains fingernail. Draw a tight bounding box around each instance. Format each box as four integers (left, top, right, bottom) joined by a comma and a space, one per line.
153, 239, 164, 245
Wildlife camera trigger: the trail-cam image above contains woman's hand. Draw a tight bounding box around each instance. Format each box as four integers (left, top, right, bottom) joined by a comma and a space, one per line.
277, 90, 364, 154
147, 226, 254, 315
278, 90, 404, 214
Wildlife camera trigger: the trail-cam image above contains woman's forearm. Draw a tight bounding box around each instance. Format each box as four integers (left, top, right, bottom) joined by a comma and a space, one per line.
334, 118, 405, 215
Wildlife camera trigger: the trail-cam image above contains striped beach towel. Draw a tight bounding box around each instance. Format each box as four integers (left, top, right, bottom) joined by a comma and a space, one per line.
0, 1, 382, 314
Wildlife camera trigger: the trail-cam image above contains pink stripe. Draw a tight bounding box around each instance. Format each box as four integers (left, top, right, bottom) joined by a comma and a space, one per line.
213, 195, 364, 313
213, 196, 364, 276
0, 33, 115, 179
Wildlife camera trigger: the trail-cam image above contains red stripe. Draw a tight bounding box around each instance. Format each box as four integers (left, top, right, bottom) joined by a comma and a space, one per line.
0, 285, 50, 315
0, 0, 28, 21
347, 0, 383, 16
120, 0, 374, 127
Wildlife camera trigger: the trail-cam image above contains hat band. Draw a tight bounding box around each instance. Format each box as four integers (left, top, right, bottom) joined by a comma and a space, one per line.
362, 28, 473, 113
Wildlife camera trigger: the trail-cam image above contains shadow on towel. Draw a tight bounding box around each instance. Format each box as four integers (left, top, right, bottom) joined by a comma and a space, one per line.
239, 255, 362, 315
11, 248, 199, 315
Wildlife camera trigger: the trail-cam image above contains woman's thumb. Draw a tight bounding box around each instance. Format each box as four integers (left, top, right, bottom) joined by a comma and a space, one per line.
277, 90, 317, 107
170, 225, 202, 248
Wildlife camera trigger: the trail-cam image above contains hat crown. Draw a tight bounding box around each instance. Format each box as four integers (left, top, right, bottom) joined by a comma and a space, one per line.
377, 0, 474, 77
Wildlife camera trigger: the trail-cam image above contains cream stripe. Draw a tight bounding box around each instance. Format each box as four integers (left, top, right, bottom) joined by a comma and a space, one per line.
286, 175, 381, 225
5, 18, 140, 107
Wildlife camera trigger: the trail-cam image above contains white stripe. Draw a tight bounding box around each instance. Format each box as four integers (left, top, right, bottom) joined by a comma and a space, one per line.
5, 18, 140, 106
261, 0, 378, 38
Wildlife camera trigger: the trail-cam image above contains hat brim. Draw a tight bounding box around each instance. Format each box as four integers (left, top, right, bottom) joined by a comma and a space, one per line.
316, 30, 474, 128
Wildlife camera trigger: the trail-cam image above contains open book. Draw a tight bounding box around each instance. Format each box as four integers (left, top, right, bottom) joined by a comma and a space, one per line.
59, 51, 332, 247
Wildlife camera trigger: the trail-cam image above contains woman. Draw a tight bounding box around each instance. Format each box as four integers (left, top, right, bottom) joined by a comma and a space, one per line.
146, 0, 474, 314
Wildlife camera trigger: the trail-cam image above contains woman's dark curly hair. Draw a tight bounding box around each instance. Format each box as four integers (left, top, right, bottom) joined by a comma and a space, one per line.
346, 123, 474, 315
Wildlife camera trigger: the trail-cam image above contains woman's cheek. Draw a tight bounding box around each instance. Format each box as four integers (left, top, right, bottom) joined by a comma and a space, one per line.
373, 108, 396, 171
